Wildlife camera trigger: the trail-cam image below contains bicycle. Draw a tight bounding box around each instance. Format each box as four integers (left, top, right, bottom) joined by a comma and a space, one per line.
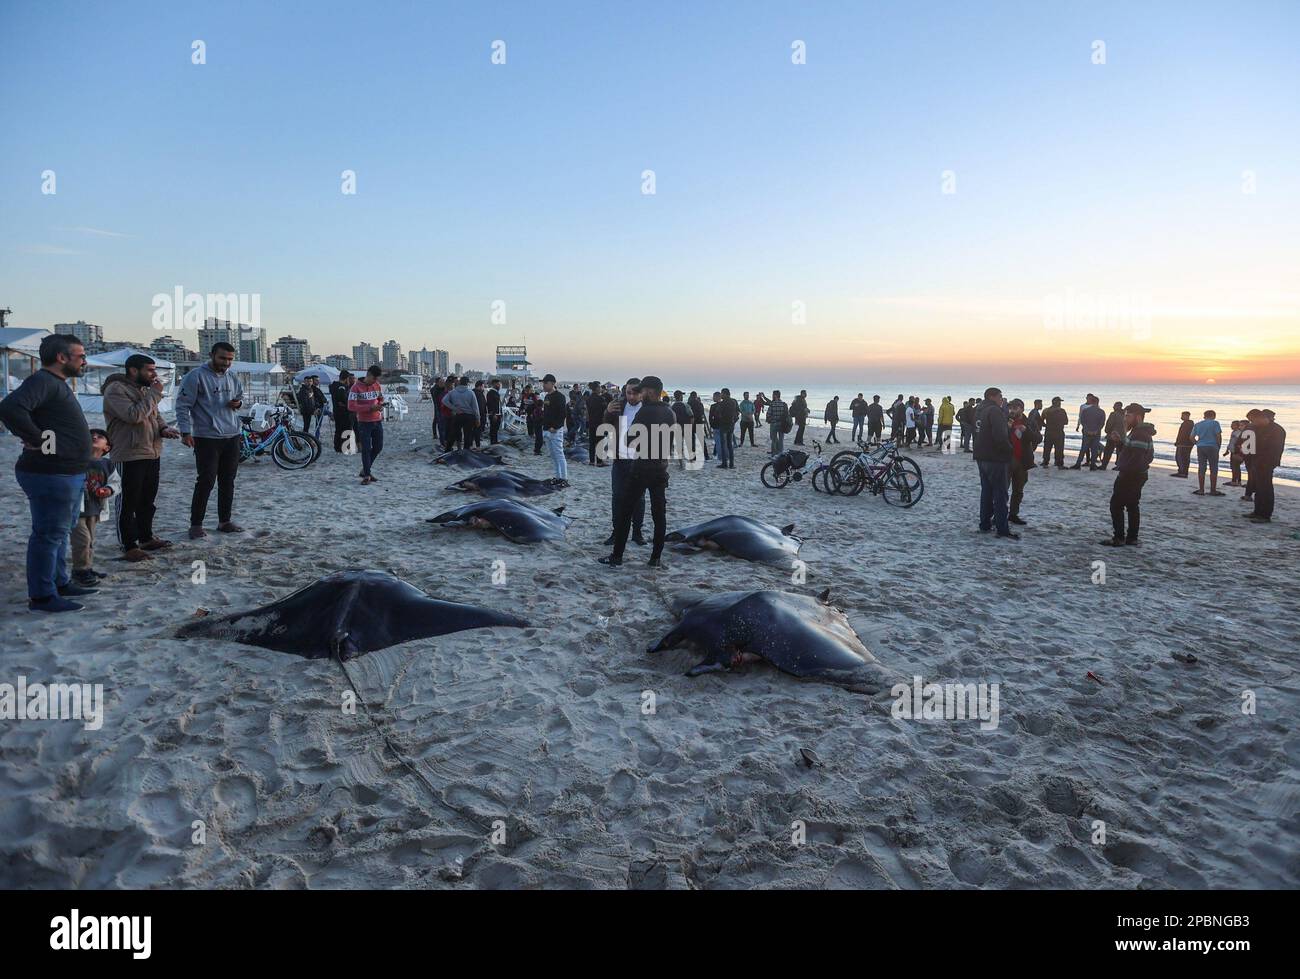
761, 439, 835, 491
828, 438, 923, 506
239, 406, 320, 470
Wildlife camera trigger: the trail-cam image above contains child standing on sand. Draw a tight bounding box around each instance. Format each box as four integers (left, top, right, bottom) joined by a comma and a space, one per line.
71, 428, 121, 586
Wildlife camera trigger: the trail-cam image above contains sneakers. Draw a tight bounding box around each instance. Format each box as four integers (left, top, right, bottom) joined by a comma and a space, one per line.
602, 534, 615, 546
29, 595, 84, 613
57, 581, 99, 597
995, 531, 1021, 540
1099, 537, 1125, 547
598, 555, 623, 566
188, 526, 207, 540
1009, 516, 1027, 525
632, 533, 647, 546
72, 569, 100, 586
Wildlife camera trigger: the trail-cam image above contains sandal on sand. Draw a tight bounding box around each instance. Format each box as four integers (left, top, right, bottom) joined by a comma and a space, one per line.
1192, 489, 1205, 495
141, 537, 173, 550
124, 548, 153, 561
218, 522, 244, 533
1210, 491, 1225, 496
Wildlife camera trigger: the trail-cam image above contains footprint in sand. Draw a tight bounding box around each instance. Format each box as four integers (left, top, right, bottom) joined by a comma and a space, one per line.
213, 775, 258, 832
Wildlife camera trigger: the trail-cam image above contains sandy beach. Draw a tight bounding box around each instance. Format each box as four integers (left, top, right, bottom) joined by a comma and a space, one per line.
1, 401, 1297, 889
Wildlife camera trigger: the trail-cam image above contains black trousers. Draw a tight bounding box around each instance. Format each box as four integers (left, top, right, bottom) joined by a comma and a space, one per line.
1253, 466, 1275, 518
191, 436, 240, 527
333, 411, 353, 452
453, 414, 477, 450
794, 418, 807, 444
1009, 459, 1028, 517
1098, 437, 1121, 468
1110, 470, 1147, 541
868, 421, 882, 443
489, 413, 501, 444
301, 410, 314, 433
739, 417, 755, 445
118, 458, 160, 550
1042, 431, 1065, 467
610, 460, 645, 535
612, 465, 667, 561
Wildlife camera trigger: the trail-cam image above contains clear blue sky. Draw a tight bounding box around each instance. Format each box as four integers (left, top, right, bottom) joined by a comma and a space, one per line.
2, 0, 1297, 382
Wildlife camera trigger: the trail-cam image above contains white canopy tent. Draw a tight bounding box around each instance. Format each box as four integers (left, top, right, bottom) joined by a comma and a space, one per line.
293, 364, 340, 384
230, 362, 288, 406
79, 348, 176, 413
0, 327, 48, 398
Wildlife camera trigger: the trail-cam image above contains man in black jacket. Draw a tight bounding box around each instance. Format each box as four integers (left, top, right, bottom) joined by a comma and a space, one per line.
602, 375, 673, 567
473, 380, 488, 447
486, 380, 502, 444
329, 371, 354, 452
866, 395, 884, 444
1101, 404, 1157, 546
1244, 409, 1286, 522
540, 373, 569, 485
0, 334, 98, 612
714, 388, 738, 468
296, 376, 325, 433
1097, 400, 1125, 470
584, 382, 607, 465
1171, 410, 1194, 477
791, 391, 809, 446
972, 386, 1018, 539
602, 380, 647, 545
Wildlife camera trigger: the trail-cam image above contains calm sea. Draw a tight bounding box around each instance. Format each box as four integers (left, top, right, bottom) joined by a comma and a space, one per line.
661, 382, 1300, 480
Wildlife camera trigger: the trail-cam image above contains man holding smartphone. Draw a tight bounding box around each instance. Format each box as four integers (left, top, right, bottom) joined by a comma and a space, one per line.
175, 341, 245, 539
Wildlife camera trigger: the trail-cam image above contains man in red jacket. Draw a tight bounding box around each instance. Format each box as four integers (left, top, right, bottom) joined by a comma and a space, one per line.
347, 365, 386, 484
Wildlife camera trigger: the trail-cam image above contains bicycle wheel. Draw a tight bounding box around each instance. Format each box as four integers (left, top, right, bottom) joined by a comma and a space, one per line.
272, 432, 317, 470
812, 464, 833, 493
830, 458, 865, 496
301, 430, 323, 462
761, 461, 790, 488
893, 457, 924, 504
881, 461, 924, 507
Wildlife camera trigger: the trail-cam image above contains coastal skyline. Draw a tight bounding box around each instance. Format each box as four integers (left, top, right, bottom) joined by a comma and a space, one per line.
2, 1, 1298, 384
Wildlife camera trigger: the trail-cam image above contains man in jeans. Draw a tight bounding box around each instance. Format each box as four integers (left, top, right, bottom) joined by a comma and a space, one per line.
175, 341, 245, 537
0, 334, 99, 612
347, 365, 387, 483
766, 390, 789, 457
102, 353, 181, 561
540, 373, 570, 486
714, 388, 738, 469
1171, 410, 1194, 477
1071, 394, 1107, 469
972, 386, 1018, 540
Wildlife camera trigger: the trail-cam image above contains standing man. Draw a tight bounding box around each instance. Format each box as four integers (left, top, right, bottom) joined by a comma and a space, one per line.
1007, 399, 1030, 526
0, 334, 98, 612
444, 375, 481, 452
1071, 395, 1106, 470
602, 379, 647, 547
824, 395, 840, 444
175, 342, 245, 538
738, 392, 756, 447
102, 353, 181, 561
347, 364, 386, 484
1101, 404, 1156, 546
1171, 410, 1195, 477
715, 388, 738, 468
1026, 399, 1044, 461
540, 373, 569, 486
1040, 397, 1068, 468
790, 391, 809, 446
1244, 409, 1286, 523
766, 390, 790, 456
584, 382, 607, 465
1191, 409, 1224, 497
1097, 400, 1125, 470
936, 396, 955, 451
866, 395, 885, 445
329, 370, 354, 453
972, 386, 1018, 540
486, 379, 503, 445
601, 375, 673, 567
890, 396, 906, 443
296, 376, 325, 433
850, 394, 867, 443
473, 380, 488, 448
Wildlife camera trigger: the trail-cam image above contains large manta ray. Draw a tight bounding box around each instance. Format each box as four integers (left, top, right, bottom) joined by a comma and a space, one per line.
446, 469, 561, 498
432, 447, 506, 469
428, 499, 574, 544
175, 570, 528, 660
648, 589, 891, 692
664, 516, 802, 565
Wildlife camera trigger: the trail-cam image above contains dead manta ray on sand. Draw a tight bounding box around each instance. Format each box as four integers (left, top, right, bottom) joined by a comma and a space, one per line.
664, 515, 803, 565
648, 588, 892, 692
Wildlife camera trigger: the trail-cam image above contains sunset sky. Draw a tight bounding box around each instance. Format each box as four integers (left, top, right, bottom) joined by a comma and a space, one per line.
2, 1, 1297, 383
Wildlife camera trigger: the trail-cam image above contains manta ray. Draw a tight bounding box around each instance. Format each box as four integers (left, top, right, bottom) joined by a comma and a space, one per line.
648, 589, 891, 692
428, 499, 574, 544
445, 469, 562, 499
432, 447, 506, 469
664, 515, 803, 565
175, 570, 528, 659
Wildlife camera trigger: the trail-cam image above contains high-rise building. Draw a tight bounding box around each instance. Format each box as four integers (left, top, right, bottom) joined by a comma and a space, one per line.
352, 342, 379, 370
275, 336, 311, 371
434, 349, 450, 375
454, 362, 463, 376
382, 340, 403, 371
199, 318, 240, 357
150, 335, 193, 361
325, 354, 354, 371
55, 320, 102, 347
239, 326, 268, 363
409, 347, 443, 375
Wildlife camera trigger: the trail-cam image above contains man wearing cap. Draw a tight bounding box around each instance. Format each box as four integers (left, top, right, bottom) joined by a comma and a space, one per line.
602, 375, 674, 567
540, 374, 569, 486
1171, 410, 1195, 477
600, 379, 648, 547
1243, 409, 1286, 523
1097, 400, 1125, 470
1040, 397, 1068, 468
1101, 403, 1157, 546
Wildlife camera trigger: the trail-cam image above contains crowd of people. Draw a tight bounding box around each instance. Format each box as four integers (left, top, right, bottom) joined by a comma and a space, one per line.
0, 335, 1291, 609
